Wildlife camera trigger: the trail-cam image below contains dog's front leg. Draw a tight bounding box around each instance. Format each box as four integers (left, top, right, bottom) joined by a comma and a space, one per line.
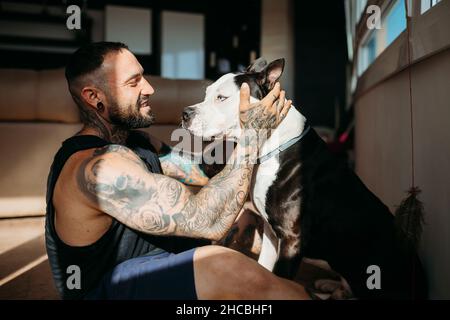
257, 221, 280, 271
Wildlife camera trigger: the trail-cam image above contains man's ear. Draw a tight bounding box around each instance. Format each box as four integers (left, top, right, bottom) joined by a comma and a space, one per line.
80, 86, 103, 111
262, 58, 285, 90
246, 57, 268, 73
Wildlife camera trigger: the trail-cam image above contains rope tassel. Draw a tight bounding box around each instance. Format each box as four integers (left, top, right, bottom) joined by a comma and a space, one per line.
393, 1, 426, 252
394, 187, 425, 250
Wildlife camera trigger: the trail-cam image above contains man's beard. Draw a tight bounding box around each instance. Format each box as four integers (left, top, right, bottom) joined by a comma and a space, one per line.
108, 94, 155, 129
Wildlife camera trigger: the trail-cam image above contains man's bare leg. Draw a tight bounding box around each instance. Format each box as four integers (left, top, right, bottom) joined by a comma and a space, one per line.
193, 245, 311, 299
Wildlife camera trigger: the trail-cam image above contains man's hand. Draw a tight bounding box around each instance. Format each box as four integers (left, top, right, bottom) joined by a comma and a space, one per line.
239, 82, 292, 131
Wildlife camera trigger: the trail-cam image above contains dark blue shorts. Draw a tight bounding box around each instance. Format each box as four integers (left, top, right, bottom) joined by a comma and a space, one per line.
85, 248, 198, 300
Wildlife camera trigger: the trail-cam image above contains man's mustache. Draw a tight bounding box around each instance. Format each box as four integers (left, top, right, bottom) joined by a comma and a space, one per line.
137, 94, 151, 107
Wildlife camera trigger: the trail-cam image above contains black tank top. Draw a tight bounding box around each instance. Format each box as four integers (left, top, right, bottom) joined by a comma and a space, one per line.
45, 131, 208, 300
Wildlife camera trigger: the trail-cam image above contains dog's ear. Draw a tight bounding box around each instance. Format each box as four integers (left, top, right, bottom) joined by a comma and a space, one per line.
262, 58, 285, 90
246, 57, 268, 73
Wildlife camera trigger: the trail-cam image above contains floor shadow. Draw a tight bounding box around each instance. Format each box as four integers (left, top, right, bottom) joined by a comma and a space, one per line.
0, 234, 59, 299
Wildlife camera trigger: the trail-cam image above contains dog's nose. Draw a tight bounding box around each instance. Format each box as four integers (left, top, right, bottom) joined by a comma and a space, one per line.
182, 107, 196, 122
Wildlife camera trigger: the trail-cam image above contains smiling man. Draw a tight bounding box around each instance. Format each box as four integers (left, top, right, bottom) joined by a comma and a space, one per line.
45, 41, 309, 300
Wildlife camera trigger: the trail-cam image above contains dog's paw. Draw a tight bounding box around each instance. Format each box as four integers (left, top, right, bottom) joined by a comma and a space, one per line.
315, 279, 342, 292
314, 279, 354, 300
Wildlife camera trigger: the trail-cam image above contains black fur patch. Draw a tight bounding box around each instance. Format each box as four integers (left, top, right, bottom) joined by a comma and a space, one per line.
233, 73, 267, 100
265, 128, 427, 299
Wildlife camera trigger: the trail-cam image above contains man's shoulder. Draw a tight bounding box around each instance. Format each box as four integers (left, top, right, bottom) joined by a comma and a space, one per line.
59, 143, 139, 184
78, 144, 146, 173
56, 143, 150, 204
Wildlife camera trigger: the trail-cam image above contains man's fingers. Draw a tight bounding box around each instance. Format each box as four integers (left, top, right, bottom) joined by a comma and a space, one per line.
282, 99, 292, 114
275, 90, 286, 112
260, 82, 281, 107
278, 100, 292, 124
239, 82, 251, 111
273, 91, 285, 123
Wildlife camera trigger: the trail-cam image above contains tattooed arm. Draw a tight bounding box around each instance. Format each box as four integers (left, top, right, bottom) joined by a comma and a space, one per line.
137, 131, 210, 186
77, 134, 256, 241
158, 145, 210, 186
77, 83, 291, 241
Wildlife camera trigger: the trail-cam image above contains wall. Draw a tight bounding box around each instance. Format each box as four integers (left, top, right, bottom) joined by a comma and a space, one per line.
260, 0, 295, 96
355, 48, 450, 298
292, 0, 348, 128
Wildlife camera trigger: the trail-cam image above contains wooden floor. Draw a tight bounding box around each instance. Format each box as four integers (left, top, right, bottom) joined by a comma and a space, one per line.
0, 216, 337, 300
0, 217, 59, 300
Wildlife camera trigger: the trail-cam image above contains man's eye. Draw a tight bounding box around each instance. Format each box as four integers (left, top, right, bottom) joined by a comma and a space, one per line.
216, 95, 228, 102
130, 79, 140, 87
129, 76, 142, 87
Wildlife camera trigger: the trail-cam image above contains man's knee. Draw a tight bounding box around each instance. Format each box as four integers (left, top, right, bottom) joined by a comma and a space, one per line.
193, 245, 273, 299
193, 245, 245, 280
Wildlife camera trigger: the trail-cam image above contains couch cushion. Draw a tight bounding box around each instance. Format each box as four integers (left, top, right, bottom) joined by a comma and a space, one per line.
0, 122, 82, 216
0, 69, 210, 125
0, 69, 38, 121
37, 69, 80, 123
146, 76, 211, 125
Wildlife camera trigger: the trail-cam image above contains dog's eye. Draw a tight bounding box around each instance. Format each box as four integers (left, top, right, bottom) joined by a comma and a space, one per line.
216, 95, 228, 102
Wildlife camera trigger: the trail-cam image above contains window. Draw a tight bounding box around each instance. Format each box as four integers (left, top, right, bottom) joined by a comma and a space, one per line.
421, 0, 442, 14
355, 0, 368, 22
105, 5, 152, 55
357, 0, 407, 76
366, 34, 377, 63
359, 32, 377, 76
161, 11, 205, 80
386, 0, 407, 46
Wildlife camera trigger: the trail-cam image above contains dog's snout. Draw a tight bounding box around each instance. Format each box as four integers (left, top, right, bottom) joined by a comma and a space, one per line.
182, 106, 196, 122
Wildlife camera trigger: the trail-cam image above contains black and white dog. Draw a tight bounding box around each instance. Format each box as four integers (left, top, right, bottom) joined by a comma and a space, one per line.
182, 58, 426, 299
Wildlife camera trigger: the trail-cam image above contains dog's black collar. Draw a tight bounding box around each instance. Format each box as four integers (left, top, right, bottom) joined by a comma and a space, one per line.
257, 125, 311, 164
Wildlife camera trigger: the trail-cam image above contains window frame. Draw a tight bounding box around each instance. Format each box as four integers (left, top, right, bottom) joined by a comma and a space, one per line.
352, 0, 449, 98
357, 0, 405, 76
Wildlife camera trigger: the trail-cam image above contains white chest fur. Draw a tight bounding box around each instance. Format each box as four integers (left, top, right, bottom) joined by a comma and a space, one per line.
251, 107, 306, 219
252, 157, 279, 221
251, 107, 306, 271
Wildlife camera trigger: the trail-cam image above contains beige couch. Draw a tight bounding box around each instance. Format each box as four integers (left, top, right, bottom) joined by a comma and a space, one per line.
0, 68, 212, 218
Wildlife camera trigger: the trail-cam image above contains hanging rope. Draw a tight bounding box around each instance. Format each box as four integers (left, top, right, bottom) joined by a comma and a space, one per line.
394, 0, 426, 251
393, 0, 427, 299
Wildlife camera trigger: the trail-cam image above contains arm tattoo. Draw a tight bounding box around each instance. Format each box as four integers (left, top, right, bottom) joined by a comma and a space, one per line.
159, 148, 209, 186
242, 104, 276, 130
77, 138, 257, 241
240, 103, 277, 148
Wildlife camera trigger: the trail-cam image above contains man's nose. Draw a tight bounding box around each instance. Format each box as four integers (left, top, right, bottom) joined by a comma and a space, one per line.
141, 77, 155, 95
182, 106, 196, 122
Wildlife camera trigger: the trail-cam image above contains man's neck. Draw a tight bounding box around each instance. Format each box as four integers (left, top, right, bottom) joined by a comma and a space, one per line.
75, 109, 130, 144
78, 124, 129, 145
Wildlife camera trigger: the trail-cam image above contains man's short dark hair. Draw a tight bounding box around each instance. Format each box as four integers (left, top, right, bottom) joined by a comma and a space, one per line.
65, 42, 128, 124
65, 41, 128, 84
